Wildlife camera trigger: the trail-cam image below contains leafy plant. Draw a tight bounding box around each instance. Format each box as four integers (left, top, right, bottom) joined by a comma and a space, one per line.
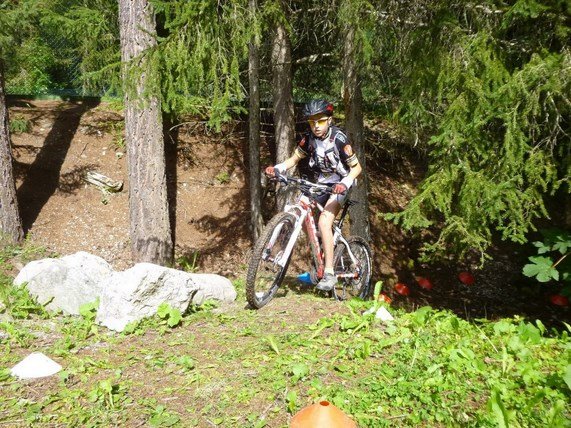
9, 116, 30, 134
177, 252, 200, 273
523, 229, 571, 294
148, 405, 180, 427
77, 299, 100, 338
0, 283, 49, 320
88, 377, 126, 409
107, 121, 126, 150
156, 303, 182, 328
215, 171, 231, 184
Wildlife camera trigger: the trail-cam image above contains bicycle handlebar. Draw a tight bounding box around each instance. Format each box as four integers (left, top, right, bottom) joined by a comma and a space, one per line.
271, 171, 343, 197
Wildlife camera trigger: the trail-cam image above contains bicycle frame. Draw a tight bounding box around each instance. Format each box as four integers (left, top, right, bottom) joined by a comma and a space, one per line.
269, 184, 362, 282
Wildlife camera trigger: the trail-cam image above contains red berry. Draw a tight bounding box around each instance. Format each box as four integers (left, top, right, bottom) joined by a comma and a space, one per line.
395, 283, 410, 296
416, 276, 433, 290
458, 271, 475, 285
550, 294, 569, 307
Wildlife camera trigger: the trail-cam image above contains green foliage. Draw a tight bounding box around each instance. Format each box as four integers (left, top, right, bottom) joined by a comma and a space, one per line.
0, 241, 52, 321
148, 404, 180, 427
523, 229, 571, 294
8, 115, 30, 134
156, 302, 182, 328
176, 251, 200, 273
381, 0, 570, 261
149, 0, 252, 129
0, 284, 48, 320
1, 291, 569, 426
88, 377, 125, 409
215, 171, 231, 184
524, 256, 560, 282
1, 0, 120, 96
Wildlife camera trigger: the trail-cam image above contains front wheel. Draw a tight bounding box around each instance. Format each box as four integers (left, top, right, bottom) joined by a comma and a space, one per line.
333, 236, 372, 300
246, 212, 297, 309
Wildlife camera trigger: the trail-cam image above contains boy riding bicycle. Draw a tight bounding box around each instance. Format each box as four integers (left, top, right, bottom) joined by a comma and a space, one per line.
265, 99, 362, 292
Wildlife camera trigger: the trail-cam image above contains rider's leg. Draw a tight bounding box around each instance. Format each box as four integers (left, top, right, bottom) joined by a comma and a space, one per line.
319, 201, 341, 268
316, 198, 341, 291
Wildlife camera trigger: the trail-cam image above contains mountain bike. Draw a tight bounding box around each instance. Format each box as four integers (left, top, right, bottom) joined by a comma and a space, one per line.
246, 173, 372, 309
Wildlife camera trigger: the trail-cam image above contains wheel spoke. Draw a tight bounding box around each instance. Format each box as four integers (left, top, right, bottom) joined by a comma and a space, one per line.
246, 213, 296, 308
333, 237, 372, 300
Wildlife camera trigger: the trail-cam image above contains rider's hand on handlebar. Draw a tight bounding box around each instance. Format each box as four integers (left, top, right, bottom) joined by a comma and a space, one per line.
265, 166, 276, 177
332, 183, 347, 194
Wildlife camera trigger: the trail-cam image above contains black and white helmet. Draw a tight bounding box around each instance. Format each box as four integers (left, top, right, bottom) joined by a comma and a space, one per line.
302, 99, 334, 118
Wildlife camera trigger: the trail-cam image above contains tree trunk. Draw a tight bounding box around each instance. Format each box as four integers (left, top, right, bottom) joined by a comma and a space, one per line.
343, 25, 370, 241
248, 0, 263, 240
118, 0, 173, 265
0, 60, 23, 244
271, 10, 295, 210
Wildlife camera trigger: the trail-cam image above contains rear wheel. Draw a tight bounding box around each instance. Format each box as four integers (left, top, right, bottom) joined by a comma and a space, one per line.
333, 236, 372, 300
246, 212, 297, 308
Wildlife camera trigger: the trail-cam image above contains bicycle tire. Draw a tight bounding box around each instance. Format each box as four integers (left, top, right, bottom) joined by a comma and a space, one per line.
246, 212, 297, 309
333, 236, 373, 300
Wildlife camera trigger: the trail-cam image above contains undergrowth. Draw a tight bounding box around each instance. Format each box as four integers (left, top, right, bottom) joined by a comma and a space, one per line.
0, 249, 569, 426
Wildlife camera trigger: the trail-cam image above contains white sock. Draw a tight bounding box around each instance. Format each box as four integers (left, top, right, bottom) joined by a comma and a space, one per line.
324, 267, 334, 275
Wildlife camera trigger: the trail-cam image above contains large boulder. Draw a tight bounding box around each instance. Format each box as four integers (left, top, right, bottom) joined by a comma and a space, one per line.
95, 264, 237, 332
13, 252, 113, 315
14, 252, 237, 332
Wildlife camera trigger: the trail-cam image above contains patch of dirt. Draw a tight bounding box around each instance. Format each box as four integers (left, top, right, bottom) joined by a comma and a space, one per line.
9, 99, 251, 276
7, 99, 570, 327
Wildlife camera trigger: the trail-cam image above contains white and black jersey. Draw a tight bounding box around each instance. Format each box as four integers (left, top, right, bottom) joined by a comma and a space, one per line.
295, 126, 359, 184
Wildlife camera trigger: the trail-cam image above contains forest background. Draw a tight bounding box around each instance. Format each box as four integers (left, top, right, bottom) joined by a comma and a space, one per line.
0, 0, 569, 296
0, 0, 570, 426
2, 0, 569, 262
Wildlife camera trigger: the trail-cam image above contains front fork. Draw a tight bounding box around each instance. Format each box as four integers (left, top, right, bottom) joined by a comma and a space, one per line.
267, 208, 307, 268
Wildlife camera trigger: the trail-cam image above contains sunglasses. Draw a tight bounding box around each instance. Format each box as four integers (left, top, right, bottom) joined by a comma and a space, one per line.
307, 118, 329, 127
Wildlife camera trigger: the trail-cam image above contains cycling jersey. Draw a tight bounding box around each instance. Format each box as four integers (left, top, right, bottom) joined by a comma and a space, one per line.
294, 126, 359, 185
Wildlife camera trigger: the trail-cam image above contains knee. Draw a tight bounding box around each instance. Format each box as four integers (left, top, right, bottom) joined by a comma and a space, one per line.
319, 213, 334, 231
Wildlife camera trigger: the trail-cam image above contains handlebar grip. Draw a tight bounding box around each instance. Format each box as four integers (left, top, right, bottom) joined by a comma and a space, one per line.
274, 170, 288, 184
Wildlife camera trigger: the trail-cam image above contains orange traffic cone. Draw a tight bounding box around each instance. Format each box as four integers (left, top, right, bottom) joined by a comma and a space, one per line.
290, 401, 357, 428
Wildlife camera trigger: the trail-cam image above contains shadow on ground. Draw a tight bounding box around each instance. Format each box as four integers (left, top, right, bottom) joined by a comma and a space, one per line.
16, 99, 100, 231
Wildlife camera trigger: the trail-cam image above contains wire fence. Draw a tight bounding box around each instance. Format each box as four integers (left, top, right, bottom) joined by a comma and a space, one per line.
5, 35, 105, 98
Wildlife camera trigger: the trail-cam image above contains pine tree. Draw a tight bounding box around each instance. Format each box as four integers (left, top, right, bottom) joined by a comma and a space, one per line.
249, 0, 263, 240
151, 0, 252, 129
270, 0, 295, 211
118, 0, 173, 265
0, 60, 23, 244
377, 0, 571, 261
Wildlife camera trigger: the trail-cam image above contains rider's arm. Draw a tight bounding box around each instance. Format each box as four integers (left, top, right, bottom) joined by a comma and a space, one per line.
336, 135, 361, 189
333, 160, 362, 193
345, 161, 362, 184
274, 151, 303, 173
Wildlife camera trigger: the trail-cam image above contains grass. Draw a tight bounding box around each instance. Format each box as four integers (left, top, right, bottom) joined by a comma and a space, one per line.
9, 115, 30, 134
0, 248, 570, 427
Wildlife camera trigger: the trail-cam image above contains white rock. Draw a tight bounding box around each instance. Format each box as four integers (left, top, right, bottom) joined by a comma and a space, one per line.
13, 252, 113, 315
13, 253, 237, 333
95, 264, 236, 332
190, 273, 237, 304
10, 352, 62, 379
